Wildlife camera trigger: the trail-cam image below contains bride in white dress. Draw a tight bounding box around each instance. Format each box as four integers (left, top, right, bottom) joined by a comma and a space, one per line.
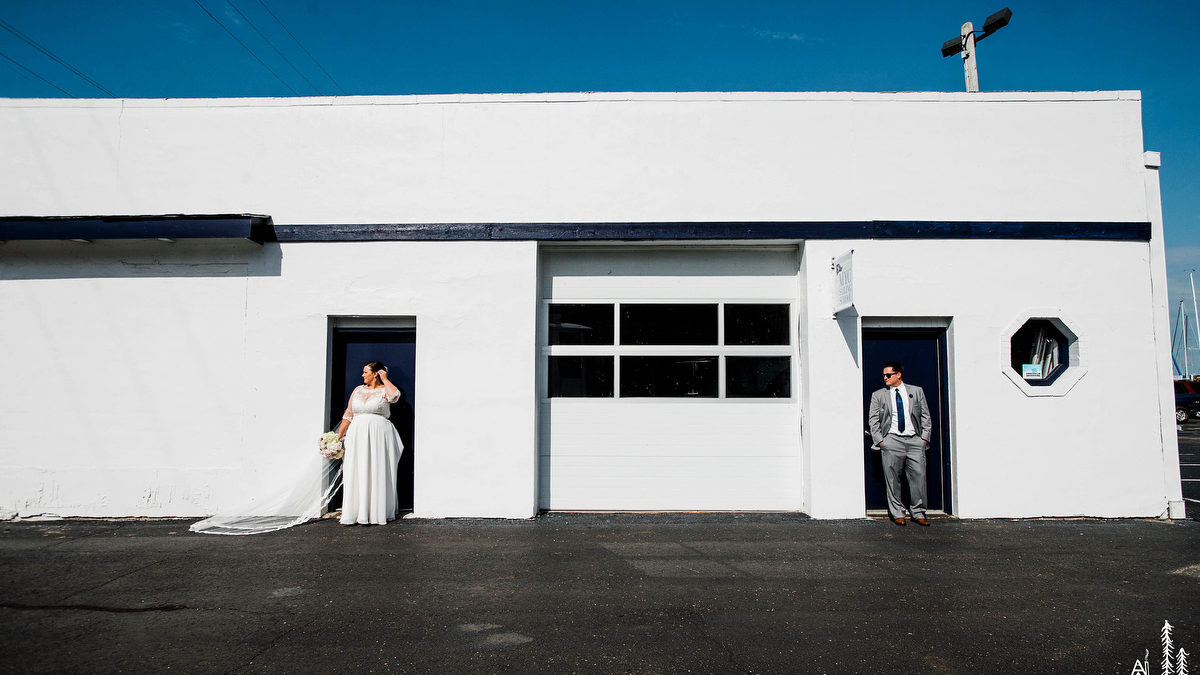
336, 361, 406, 525
188, 360, 404, 535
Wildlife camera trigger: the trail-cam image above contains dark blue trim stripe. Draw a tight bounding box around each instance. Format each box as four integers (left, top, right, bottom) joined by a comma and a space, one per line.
0, 215, 274, 243
0, 217, 1150, 243
872, 220, 1149, 240
272, 222, 868, 241
272, 221, 1150, 242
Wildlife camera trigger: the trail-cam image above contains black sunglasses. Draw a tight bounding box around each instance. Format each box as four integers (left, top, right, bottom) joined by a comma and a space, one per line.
882, 372, 898, 379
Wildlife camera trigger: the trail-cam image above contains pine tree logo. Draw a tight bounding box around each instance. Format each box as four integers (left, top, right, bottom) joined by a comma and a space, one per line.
1131, 621, 1191, 675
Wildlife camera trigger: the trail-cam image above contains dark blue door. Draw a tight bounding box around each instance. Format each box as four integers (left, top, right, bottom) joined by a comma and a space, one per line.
328, 327, 416, 511
861, 328, 951, 514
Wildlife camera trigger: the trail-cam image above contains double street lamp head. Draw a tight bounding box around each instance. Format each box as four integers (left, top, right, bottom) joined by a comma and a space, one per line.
941, 7, 1013, 57
940, 7, 1012, 92
981, 7, 1013, 34
941, 36, 964, 58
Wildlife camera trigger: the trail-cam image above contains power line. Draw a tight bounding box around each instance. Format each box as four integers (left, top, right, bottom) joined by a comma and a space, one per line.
225, 0, 323, 95
0, 47, 75, 97
0, 18, 114, 97
192, 0, 299, 95
256, 0, 347, 95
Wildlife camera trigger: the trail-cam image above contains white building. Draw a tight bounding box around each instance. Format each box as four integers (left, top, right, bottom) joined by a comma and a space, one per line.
0, 91, 1185, 520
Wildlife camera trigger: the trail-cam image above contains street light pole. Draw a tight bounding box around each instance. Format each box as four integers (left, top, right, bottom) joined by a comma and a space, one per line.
941, 8, 1012, 93
960, 21, 979, 93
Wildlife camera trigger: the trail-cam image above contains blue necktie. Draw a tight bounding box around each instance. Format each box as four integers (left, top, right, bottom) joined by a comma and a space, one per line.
896, 389, 906, 433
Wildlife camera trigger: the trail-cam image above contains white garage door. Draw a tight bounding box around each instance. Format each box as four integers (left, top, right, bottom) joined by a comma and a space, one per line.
538, 246, 802, 511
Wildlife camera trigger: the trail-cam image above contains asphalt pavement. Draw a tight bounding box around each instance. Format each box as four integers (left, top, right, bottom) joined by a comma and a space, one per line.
1, 510, 1198, 674
1, 427, 1197, 673
1176, 421, 1200, 521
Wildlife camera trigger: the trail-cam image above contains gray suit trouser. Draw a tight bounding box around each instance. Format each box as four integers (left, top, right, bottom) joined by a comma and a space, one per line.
880, 433, 927, 519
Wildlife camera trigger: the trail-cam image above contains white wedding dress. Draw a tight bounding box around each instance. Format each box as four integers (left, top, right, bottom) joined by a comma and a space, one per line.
190, 447, 343, 536
189, 385, 405, 536
339, 385, 405, 525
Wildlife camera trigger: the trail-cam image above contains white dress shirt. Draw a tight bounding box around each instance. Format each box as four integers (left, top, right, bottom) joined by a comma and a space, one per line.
888, 383, 916, 437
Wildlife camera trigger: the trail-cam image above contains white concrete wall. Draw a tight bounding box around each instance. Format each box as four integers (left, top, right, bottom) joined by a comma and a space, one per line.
800, 238, 1171, 518
0, 92, 1147, 224
0, 91, 1173, 519
0, 239, 539, 518
1142, 158, 1186, 518
0, 240, 258, 516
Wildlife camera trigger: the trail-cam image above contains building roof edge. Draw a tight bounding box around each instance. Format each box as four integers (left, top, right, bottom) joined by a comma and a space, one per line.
0, 90, 1142, 108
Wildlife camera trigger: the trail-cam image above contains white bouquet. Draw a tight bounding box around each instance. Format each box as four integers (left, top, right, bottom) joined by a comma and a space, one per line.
319, 431, 344, 460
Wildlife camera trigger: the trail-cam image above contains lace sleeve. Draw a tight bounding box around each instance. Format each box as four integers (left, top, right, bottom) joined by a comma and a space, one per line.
342, 387, 356, 421
385, 388, 401, 404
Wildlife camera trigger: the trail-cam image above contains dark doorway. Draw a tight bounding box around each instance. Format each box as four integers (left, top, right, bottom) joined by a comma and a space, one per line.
861, 327, 952, 514
327, 326, 416, 512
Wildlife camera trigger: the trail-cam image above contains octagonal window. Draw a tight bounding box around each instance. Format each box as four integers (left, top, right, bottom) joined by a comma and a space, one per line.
1009, 319, 1069, 386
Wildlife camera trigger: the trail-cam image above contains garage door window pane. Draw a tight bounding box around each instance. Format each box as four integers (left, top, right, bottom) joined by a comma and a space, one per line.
620, 356, 718, 397
725, 304, 789, 345
621, 304, 717, 345
548, 356, 614, 397
726, 356, 791, 398
549, 304, 614, 345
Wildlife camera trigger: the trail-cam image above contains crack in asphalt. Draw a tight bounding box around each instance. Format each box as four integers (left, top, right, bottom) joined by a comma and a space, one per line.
0, 602, 186, 613
229, 624, 295, 674
56, 557, 165, 605
688, 603, 751, 673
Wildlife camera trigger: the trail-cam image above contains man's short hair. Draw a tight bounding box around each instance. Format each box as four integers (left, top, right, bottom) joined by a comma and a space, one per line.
883, 361, 904, 374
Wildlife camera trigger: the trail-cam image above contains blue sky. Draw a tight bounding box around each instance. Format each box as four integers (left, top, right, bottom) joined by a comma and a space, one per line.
2, 1, 1198, 364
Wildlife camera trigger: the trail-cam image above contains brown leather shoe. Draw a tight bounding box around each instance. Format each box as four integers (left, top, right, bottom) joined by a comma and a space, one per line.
891, 516, 906, 526
914, 517, 930, 526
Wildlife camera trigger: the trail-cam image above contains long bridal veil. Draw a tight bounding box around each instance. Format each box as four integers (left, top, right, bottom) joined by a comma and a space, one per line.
190, 451, 342, 536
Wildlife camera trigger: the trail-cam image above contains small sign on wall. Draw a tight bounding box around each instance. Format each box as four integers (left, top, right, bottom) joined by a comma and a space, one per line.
832, 250, 854, 317
1022, 363, 1043, 380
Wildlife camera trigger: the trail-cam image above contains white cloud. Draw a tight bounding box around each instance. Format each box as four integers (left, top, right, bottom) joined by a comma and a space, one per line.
751, 28, 806, 41
222, 4, 243, 26
171, 21, 204, 45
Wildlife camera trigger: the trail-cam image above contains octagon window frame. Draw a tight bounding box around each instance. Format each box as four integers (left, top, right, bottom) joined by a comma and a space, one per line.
1001, 312, 1086, 397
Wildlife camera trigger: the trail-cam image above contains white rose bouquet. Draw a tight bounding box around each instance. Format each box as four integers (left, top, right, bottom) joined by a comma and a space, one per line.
319, 431, 344, 460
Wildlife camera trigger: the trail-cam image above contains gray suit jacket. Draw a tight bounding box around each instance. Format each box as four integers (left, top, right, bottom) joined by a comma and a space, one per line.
868, 383, 932, 447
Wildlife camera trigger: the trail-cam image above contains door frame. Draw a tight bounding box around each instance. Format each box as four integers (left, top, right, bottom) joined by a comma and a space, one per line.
861, 318, 955, 516
325, 316, 417, 514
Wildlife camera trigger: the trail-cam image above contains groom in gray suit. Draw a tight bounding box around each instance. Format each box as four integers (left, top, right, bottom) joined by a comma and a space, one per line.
868, 361, 932, 526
